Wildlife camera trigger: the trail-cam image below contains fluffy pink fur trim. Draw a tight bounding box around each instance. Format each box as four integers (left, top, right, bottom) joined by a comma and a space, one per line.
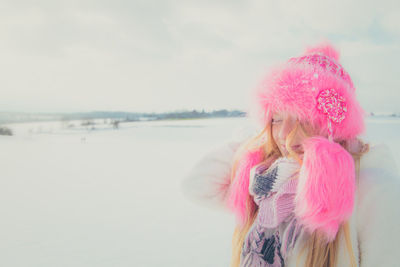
226, 148, 264, 226
295, 137, 356, 242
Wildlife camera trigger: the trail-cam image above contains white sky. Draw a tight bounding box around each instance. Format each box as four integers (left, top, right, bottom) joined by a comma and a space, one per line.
0, 0, 399, 113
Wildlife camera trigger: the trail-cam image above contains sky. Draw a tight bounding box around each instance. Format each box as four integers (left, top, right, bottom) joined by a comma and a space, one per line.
0, 0, 399, 114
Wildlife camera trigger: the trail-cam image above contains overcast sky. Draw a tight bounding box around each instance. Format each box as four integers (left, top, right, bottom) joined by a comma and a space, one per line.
0, 0, 399, 113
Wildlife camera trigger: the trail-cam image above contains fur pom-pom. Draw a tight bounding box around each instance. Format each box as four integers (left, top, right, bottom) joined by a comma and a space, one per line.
226, 148, 264, 225
295, 136, 355, 242
304, 42, 340, 61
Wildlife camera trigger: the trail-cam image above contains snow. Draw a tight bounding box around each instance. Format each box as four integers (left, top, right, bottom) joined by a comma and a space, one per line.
0, 117, 399, 267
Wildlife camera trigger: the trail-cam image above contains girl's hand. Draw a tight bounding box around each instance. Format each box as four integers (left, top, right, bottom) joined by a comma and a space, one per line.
249, 157, 300, 197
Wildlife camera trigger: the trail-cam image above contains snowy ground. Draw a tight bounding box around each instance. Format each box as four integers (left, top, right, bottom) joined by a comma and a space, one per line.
0, 117, 399, 267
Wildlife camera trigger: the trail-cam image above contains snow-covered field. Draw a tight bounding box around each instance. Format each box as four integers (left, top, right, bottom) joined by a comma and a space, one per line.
0, 117, 399, 267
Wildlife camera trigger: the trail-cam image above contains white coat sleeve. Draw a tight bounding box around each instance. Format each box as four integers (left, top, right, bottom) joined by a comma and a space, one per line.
356, 166, 400, 267
180, 140, 243, 210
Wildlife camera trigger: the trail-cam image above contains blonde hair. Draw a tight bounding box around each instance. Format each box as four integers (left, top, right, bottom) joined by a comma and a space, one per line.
229, 119, 369, 267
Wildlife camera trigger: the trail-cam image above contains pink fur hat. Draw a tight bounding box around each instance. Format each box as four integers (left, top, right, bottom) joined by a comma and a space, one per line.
228, 42, 366, 242
252, 42, 365, 140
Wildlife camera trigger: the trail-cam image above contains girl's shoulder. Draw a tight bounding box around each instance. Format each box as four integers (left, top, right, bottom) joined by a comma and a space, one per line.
358, 143, 400, 195
355, 143, 400, 266
360, 143, 399, 175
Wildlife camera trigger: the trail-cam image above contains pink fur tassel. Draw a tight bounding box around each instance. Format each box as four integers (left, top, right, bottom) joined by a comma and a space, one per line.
295, 136, 356, 242
226, 148, 264, 226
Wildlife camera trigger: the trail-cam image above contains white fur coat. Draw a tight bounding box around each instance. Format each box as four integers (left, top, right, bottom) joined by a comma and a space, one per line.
181, 140, 400, 267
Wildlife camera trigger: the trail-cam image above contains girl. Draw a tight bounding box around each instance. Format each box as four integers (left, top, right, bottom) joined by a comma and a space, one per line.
182, 43, 400, 267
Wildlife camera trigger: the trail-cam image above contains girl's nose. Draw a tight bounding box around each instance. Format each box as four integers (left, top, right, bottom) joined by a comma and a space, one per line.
279, 119, 295, 141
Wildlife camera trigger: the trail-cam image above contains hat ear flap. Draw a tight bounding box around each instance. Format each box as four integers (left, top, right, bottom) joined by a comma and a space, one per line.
227, 148, 264, 226
295, 137, 356, 242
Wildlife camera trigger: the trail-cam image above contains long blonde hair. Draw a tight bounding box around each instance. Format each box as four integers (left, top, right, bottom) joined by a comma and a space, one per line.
230, 119, 369, 267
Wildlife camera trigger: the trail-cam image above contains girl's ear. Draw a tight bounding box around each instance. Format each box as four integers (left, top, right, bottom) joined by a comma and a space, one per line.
294, 136, 356, 242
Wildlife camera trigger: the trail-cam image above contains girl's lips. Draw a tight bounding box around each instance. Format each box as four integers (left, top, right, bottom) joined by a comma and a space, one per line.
281, 144, 303, 154
280, 144, 302, 149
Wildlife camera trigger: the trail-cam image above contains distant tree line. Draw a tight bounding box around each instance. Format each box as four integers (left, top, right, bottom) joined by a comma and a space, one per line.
59, 109, 246, 122
0, 126, 13, 136
149, 109, 246, 120
56, 109, 246, 131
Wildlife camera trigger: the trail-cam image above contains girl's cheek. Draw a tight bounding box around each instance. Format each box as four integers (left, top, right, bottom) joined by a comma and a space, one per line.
273, 125, 282, 136
272, 128, 279, 141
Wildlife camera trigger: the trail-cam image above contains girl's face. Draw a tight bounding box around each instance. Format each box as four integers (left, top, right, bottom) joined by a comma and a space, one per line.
271, 112, 314, 157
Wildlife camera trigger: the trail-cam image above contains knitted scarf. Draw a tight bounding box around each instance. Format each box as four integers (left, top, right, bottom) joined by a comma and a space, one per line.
240, 157, 303, 267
